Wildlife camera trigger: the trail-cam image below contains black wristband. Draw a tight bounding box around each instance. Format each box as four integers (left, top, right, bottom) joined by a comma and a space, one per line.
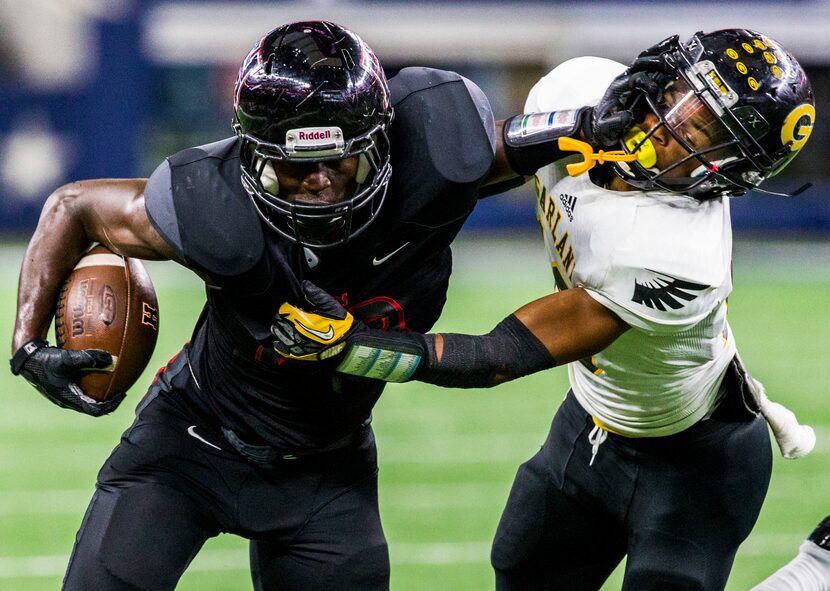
10, 339, 48, 375
503, 108, 589, 176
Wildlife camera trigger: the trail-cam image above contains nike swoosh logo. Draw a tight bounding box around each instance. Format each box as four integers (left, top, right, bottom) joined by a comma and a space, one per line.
187, 425, 222, 450
295, 322, 335, 341
372, 242, 410, 266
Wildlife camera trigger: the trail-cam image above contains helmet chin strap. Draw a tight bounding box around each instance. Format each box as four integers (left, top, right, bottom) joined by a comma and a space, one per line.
688, 157, 813, 197
261, 160, 280, 195
749, 182, 813, 198
355, 154, 370, 184
689, 156, 739, 179
258, 156, 371, 195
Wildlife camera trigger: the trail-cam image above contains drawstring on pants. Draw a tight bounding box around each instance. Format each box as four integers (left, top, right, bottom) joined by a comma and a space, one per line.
588, 424, 608, 466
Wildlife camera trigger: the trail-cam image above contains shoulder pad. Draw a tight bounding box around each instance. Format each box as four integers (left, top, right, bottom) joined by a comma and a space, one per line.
389, 68, 494, 202
389, 67, 467, 102
164, 137, 265, 277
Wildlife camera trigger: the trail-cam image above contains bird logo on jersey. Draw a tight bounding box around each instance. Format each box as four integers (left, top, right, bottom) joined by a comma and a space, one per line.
632, 270, 709, 311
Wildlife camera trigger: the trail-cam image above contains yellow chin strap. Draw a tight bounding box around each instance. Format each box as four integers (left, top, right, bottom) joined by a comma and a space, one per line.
558, 127, 657, 177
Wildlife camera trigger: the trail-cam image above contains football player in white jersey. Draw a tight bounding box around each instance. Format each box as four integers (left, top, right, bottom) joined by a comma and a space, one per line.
269, 29, 817, 590
752, 515, 830, 591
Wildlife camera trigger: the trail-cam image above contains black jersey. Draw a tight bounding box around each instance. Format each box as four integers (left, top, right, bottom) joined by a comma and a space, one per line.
144, 68, 496, 450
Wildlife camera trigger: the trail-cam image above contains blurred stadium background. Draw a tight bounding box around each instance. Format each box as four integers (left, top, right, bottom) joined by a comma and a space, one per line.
0, 1, 828, 589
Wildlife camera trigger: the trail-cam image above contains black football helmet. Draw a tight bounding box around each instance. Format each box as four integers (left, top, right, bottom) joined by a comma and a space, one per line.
616, 29, 815, 199
233, 21, 393, 247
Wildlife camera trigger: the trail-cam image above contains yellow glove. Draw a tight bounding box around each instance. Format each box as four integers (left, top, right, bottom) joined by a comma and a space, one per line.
271, 284, 356, 361
273, 281, 425, 382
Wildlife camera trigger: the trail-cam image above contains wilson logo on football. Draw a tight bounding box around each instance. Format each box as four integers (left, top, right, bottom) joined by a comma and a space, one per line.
70, 279, 92, 337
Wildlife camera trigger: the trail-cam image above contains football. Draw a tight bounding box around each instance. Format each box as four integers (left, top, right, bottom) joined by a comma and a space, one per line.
54, 245, 160, 401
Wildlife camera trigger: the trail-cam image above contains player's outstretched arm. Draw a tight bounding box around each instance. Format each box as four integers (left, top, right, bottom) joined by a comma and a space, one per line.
10, 179, 178, 416
482, 63, 669, 188
273, 281, 629, 387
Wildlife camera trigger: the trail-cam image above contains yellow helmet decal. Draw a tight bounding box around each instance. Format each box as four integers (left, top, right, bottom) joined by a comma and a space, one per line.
781, 104, 815, 152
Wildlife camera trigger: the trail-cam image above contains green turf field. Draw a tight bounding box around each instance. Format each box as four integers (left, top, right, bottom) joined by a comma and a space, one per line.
1, 235, 828, 590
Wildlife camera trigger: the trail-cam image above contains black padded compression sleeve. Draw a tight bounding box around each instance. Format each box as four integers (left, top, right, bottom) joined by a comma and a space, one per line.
503, 108, 590, 176
417, 314, 556, 388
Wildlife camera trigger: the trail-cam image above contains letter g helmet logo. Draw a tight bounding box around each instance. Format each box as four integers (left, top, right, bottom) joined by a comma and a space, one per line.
781, 103, 815, 152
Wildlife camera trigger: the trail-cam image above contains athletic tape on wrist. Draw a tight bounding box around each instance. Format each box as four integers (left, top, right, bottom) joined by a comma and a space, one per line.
336, 332, 425, 383
337, 345, 421, 382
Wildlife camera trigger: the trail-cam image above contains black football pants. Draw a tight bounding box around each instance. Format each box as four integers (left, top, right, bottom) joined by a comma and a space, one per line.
61, 392, 389, 591
491, 390, 772, 591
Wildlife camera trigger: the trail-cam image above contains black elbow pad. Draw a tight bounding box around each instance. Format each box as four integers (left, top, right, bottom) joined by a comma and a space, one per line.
503, 108, 589, 175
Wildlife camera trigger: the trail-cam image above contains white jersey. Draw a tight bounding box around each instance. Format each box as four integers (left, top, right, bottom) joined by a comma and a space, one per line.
527, 57, 736, 437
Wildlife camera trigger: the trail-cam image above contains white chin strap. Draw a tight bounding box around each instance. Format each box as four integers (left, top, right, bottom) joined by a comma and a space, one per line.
355, 154, 370, 185
258, 155, 371, 196
260, 160, 280, 195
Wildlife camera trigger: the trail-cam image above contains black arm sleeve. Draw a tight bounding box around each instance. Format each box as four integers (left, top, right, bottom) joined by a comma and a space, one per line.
417, 314, 557, 388
336, 314, 555, 387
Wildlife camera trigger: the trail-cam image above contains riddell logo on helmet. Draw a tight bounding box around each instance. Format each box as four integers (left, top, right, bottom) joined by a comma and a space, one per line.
298, 130, 331, 141
286, 127, 345, 153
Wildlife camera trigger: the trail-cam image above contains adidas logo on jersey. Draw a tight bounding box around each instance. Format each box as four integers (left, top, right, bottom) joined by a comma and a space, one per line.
632, 270, 708, 311
559, 193, 577, 221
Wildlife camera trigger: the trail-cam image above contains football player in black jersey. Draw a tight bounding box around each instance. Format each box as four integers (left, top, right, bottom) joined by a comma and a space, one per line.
269, 29, 817, 591
9, 21, 656, 591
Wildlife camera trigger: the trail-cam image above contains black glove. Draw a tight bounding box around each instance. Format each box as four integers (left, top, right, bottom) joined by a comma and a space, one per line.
582, 71, 667, 148
628, 34, 679, 75
582, 36, 678, 148
10, 340, 124, 417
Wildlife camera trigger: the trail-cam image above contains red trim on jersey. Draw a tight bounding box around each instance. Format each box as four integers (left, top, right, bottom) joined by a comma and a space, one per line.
349, 296, 406, 331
